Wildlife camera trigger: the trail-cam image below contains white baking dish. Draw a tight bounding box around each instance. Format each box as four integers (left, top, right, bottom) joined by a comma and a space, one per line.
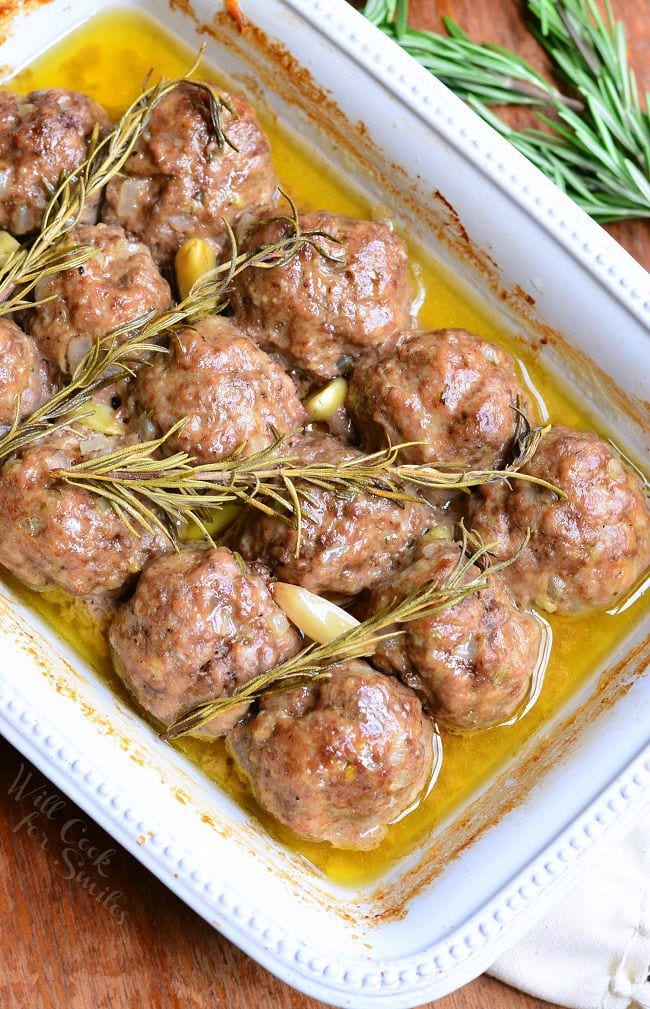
0, 1, 648, 1005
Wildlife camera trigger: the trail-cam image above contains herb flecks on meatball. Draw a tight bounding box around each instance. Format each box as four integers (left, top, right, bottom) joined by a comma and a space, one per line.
132, 316, 306, 463
230, 210, 412, 380
466, 425, 650, 614
0, 89, 109, 236
227, 659, 434, 850
25, 223, 172, 375
109, 546, 302, 737
231, 432, 432, 595
0, 318, 54, 424
358, 539, 541, 729
101, 83, 277, 268
0, 431, 168, 596
349, 328, 533, 469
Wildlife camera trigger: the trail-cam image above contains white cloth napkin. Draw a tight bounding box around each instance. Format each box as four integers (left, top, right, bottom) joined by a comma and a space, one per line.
490, 810, 650, 1008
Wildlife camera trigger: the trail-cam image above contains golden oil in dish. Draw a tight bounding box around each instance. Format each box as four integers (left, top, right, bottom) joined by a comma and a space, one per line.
4, 8, 648, 886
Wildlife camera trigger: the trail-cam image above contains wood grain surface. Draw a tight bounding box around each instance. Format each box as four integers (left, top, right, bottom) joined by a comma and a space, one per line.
0, 3, 648, 1009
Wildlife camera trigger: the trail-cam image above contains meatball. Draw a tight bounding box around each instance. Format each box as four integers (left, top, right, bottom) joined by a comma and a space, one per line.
109, 546, 301, 736
348, 329, 531, 468
24, 223, 172, 374
0, 431, 168, 595
132, 316, 306, 463
232, 432, 432, 595
358, 539, 541, 729
227, 660, 434, 849
0, 318, 54, 424
101, 83, 277, 268
0, 89, 109, 235
466, 425, 650, 614
229, 210, 412, 380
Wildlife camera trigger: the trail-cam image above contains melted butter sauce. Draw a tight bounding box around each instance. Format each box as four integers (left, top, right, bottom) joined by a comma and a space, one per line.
4, 9, 648, 886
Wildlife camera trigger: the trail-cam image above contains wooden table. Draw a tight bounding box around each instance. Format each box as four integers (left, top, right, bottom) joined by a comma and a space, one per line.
1, 3, 648, 1008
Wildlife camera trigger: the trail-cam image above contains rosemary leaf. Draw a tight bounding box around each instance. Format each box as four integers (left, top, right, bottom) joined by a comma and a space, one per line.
162, 531, 527, 740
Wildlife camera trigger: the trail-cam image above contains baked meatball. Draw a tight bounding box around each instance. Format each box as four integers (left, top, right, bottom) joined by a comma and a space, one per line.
0, 431, 168, 595
358, 539, 541, 729
101, 83, 277, 268
232, 432, 432, 595
25, 223, 172, 374
227, 660, 434, 849
348, 328, 531, 468
0, 89, 109, 235
132, 316, 306, 462
0, 318, 54, 424
229, 210, 412, 380
109, 546, 301, 737
466, 425, 650, 614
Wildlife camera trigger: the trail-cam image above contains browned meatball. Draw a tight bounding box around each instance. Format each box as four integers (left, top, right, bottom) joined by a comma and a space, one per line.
0, 318, 54, 424
0, 89, 109, 235
227, 660, 434, 849
101, 84, 277, 268
132, 316, 306, 462
229, 210, 412, 380
109, 546, 301, 737
0, 431, 168, 595
466, 426, 650, 614
348, 329, 531, 468
232, 432, 432, 594
358, 539, 541, 729
24, 223, 172, 374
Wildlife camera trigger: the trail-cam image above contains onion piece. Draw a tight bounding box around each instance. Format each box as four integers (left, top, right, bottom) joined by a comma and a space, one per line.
115, 177, 150, 219
11, 204, 32, 235
272, 582, 360, 644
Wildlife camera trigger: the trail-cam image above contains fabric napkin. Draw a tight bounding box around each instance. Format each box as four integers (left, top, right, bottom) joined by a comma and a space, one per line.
490, 809, 650, 1008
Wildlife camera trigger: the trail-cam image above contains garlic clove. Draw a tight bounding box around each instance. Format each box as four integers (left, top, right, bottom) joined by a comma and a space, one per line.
303, 377, 348, 421
272, 582, 360, 643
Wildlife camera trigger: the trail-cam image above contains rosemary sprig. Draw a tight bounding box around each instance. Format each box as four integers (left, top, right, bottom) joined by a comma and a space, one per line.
162, 532, 524, 739
0, 198, 342, 467
50, 412, 559, 546
362, 0, 650, 222
363, 1, 576, 108
0, 52, 237, 314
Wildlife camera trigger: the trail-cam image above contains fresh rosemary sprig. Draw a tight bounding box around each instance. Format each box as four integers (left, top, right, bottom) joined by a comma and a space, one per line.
162, 531, 524, 740
50, 412, 558, 547
0, 199, 341, 468
362, 0, 650, 222
363, 1, 576, 108
0, 52, 236, 314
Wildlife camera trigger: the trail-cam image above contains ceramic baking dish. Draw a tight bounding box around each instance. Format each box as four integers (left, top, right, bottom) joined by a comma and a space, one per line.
0, 1, 648, 1005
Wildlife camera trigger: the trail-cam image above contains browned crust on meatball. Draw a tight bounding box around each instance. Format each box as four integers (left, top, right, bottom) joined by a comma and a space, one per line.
0, 89, 109, 235
348, 328, 532, 468
132, 316, 306, 462
231, 432, 433, 594
0, 431, 168, 595
466, 425, 650, 614
109, 546, 301, 736
358, 540, 541, 729
227, 659, 434, 849
101, 85, 277, 268
24, 223, 172, 374
0, 317, 54, 424
229, 210, 413, 380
